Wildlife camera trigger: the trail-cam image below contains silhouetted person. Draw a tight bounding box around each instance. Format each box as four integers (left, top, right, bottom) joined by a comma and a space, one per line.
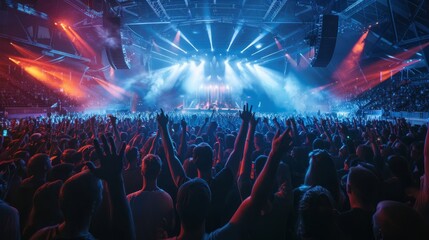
0, 177, 20, 240
11, 153, 52, 230
339, 166, 378, 240
23, 180, 63, 240
30, 135, 135, 240
128, 154, 174, 240
373, 201, 428, 240
123, 147, 142, 194
298, 186, 343, 240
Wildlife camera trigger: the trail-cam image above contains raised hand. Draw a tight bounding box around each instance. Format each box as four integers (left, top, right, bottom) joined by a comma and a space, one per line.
109, 114, 118, 126
263, 117, 269, 125
90, 116, 96, 125
86, 135, 126, 183
285, 118, 292, 127
250, 113, 259, 127
181, 118, 187, 129
273, 117, 279, 124
271, 127, 293, 156
156, 109, 169, 128
290, 117, 297, 126
239, 103, 253, 123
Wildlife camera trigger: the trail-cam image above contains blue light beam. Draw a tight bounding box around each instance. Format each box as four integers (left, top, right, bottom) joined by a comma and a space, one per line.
206, 23, 214, 52
227, 25, 242, 52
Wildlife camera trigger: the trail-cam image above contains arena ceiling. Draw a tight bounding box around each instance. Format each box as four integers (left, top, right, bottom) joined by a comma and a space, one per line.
112, 0, 429, 72
2, 0, 429, 76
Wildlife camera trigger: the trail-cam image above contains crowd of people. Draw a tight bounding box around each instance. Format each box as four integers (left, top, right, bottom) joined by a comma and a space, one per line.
0, 106, 429, 240
0, 70, 79, 109
335, 79, 429, 113
0, 70, 114, 110
3, 67, 429, 116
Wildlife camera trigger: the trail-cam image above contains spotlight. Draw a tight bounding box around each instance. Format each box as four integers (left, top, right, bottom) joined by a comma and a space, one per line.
255, 43, 262, 49
60, 23, 67, 28
180, 30, 199, 52
241, 32, 267, 53
227, 24, 242, 52
206, 23, 214, 53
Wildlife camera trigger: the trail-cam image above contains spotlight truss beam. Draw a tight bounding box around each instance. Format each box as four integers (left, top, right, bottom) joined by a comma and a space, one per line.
263, 0, 288, 22
251, 41, 275, 56
399, 0, 425, 43
341, 0, 376, 19
227, 25, 242, 52
146, 0, 170, 21
257, 55, 285, 65
206, 24, 214, 52
260, 49, 283, 60
125, 22, 171, 26
399, 34, 429, 46
4, 36, 91, 62
155, 44, 179, 56
241, 32, 266, 54
157, 34, 187, 54
64, 0, 102, 18
179, 31, 199, 52
150, 50, 178, 63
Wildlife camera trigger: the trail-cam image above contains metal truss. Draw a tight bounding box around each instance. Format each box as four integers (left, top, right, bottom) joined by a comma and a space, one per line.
146, 0, 170, 21
64, 0, 102, 18
263, 0, 288, 22
342, 0, 377, 19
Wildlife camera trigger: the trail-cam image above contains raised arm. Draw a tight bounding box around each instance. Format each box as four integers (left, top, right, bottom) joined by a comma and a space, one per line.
87, 135, 135, 240
415, 124, 429, 216
224, 104, 252, 178
263, 117, 274, 132
237, 113, 258, 200
157, 109, 188, 187
251, 128, 291, 206
297, 117, 307, 134
226, 127, 293, 233
273, 117, 282, 132
313, 117, 323, 135
148, 132, 159, 155
90, 116, 98, 139
197, 117, 209, 136
320, 118, 332, 143
424, 124, 429, 195
178, 118, 188, 161
287, 117, 300, 146
109, 115, 122, 148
